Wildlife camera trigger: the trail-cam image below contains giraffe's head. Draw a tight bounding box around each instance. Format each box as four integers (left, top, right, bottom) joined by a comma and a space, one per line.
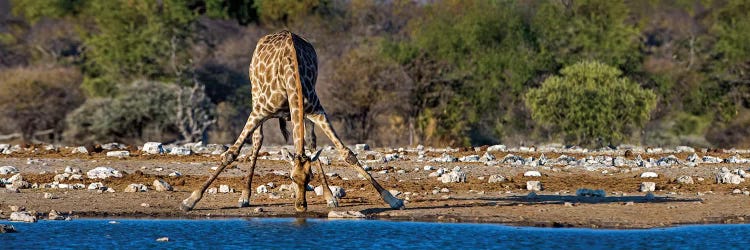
282, 148, 323, 181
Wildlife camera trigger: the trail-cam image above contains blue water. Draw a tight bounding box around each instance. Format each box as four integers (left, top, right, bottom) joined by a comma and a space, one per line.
1, 218, 749, 249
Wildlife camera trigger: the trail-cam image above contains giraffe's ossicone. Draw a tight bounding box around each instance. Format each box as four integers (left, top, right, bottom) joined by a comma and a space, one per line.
180, 30, 404, 213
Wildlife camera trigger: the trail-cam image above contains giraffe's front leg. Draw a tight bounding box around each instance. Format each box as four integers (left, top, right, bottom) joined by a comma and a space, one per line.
180, 114, 266, 212
239, 127, 264, 208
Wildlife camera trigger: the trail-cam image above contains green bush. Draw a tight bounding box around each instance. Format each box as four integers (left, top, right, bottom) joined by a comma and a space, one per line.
64, 80, 180, 144
525, 61, 657, 146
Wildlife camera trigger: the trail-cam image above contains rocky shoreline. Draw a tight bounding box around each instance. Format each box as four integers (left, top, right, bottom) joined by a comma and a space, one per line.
2, 142, 750, 229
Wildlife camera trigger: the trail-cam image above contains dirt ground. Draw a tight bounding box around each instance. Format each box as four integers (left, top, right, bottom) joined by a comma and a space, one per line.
1, 146, 749, 229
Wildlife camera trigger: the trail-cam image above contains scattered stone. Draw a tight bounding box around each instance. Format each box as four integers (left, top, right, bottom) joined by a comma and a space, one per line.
702, 156, 722, 163
389, 189, 401, 197
526, 181, 542, 191
487, 144, 506, 152
153, 179, 173, 192
355, 144, 370, 151
564, 202, 574, 207
459, 155, 480, 162
524, 171, 541, 177
207, 187, 218, 194
71, 146, 88, 154
88, 182, 106, 190
686, 153, 698, 163
142, 142, 164, 154
732, 189, 742, 194
439, 169, 466, 183
440, 188, 450, 193
123, 184, 148, 193
141, 203, 150, 207
106, 151, 130, 158
219, 185, 232, 193
423, 165, 434, 171
319, 156, 331, 165
640, 172, 658, 178
488, 175, 506, 183
156, 237, 170, 242
48, 210, 65, 220
480, 152, 496, 162
640, 182, 656, 192
0, 224, 17, 233
9, 211, 36, 223
675, 176, 694, 185
676, 146, 695, 153
266, 182, 275, 189
576, 188, 606, 197
432, 153, 458, 163
44, 192, 54, 199
169, 146, 192, 156
0, 166, 19, 175
624, 201, 635, 206
257, 185, 269, 194
169, 171, 182, 177
716, 171, 743, 185
254, 207, 264, 213
328, 210, 365, 218
86, 167, 123, 179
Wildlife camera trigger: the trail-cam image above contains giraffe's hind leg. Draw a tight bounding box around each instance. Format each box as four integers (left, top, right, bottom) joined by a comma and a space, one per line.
306, 113, 404, 209
238, 126, 264, 208
304, 119, 338, 208
180, 113, 267, 212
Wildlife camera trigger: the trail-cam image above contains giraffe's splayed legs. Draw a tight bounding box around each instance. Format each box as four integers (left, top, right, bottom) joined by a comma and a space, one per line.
306, 113, 405, 209
238, 127, 264, 208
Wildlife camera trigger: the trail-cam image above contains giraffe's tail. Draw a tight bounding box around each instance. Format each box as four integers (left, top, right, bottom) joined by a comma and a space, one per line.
278, 118, 290, 143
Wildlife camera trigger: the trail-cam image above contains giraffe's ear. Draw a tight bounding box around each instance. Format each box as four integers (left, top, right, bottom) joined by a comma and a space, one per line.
310, 149, 323, 162
280, 148, 295, 161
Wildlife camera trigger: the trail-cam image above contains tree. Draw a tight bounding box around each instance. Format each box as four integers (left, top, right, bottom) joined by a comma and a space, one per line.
0, 66, 84, 142
525, 61, 657, 146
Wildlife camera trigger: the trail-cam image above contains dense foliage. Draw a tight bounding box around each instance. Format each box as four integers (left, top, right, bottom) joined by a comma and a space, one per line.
1, 0, 749, 148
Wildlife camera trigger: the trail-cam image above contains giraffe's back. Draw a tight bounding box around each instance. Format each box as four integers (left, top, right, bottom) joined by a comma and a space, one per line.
249, 30, 322, 115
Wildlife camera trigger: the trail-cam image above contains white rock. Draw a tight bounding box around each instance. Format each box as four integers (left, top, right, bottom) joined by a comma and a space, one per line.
257, 185, 269, 194
524, 171, 542, 177
526, 181, 542, 191
168, 171, 182, 177
330, 186, 346, 198
716, 172, 743, 185
488, 175, 506, 183
207, 187, 218, 194
0, 166, 18, 175
106, 151, 130, 157
640, 172, 658, 178
459, 155, 480, 162
142, 142, 164, 154
423, 165, 434, 171
640, 182, 656, 192
439, 170, 466, 183
355, 144, 370, 151
487, 144, 506, 152
124, 184, 148, 192
9, 211, 37, 223
432, 153, 458, 163
328, 210, 365, 218
676, 176, 694, 185
48, 210, 65, 220
481, 152, 497, 162
86, 167, 122, 179
675, 146, 695, 153
44, 192, 54, 199
219, 185, 232, 193
686, 153, 698, 163
170, 146, 192, 156
440, 188, 450, 193
319, 156, 331, 165
71, 146, 88, 154
88, 182, 106, 190
702, 156, 722, 163
153, 179, 173, 191
266, 182, 275, 189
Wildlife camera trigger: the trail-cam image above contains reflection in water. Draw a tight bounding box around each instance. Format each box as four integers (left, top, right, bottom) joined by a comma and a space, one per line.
293, 218, 308, 227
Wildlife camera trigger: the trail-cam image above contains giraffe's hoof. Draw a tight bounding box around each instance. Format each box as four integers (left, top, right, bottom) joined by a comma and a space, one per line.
180, 199, 195, 212
326, 198, 339, 208
380, 190, 405, 210
238, 201, 251, 208
294, 201, 307, 212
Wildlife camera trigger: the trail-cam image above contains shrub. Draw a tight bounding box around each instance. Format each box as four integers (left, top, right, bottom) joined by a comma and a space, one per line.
525, 61, 657, 146
0, 66, 84, 142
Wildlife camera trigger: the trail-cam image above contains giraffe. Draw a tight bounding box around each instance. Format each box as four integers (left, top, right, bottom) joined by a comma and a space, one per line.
180, 30, 404, 212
